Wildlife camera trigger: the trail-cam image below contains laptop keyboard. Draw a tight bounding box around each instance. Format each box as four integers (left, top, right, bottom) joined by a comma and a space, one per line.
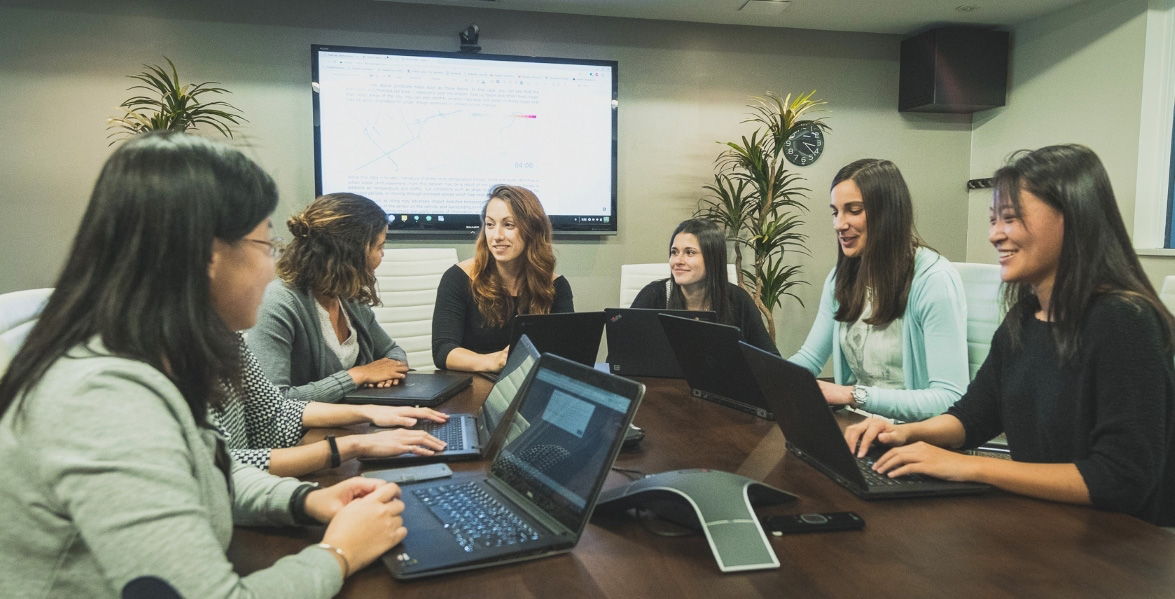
413, 482, 541, 553
856, 456, 933, 487
415, 419, 467, 451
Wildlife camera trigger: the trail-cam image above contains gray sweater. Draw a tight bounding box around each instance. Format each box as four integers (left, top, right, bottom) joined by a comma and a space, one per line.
0, 341, 343, 598
248, 281, 407, 403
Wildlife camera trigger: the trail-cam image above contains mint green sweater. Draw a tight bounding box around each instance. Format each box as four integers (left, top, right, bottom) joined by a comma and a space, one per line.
0, 342, 343, 598
788, 248, 970, 422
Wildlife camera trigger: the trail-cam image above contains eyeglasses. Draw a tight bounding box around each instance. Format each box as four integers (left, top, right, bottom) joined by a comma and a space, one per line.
244, 237, 284, 258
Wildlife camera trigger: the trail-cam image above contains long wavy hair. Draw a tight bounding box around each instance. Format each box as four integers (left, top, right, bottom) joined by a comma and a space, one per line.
993, 144, 1175, 363
469, 185, 556, 328
0, 132, 277, 424
666, 219, 734, 325
831, 159, 924, 326
276, 193, 388, 306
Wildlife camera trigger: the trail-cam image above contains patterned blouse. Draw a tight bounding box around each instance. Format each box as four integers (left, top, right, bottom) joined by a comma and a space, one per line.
209, 336, 308, 470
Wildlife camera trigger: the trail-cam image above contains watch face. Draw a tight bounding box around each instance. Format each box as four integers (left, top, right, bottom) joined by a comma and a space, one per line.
784, 123, 825, 167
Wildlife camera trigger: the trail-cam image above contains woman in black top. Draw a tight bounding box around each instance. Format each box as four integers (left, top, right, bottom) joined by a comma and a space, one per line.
432, 185, 574, 372
630, 219, 776, 354
845, 144, 1175, 526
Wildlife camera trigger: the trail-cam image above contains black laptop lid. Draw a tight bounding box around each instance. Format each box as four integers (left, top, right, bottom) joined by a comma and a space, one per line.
489, 354, 643, 535
658, 314, 771, 416
604, 308, 715, 378
343, 371, 471, 405
508, 312, 607, 366
738, 342, 866, 487
477, 335, 541, 436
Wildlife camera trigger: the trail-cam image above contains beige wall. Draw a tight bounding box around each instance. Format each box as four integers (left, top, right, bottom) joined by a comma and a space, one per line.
967, 0, 1175, 289
0, 0, 975, 355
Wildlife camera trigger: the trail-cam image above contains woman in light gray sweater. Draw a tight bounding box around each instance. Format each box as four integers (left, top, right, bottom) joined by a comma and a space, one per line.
0, 133, 410, 598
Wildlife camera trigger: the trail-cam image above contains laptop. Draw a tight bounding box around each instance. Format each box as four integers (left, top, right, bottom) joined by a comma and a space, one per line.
605, 308, 715, 378
342, 371, 471, 407
507, 312, 607, 367
738, 342, 989, 499
658, 314, 774, 419
383, 353, 645, 579
366, 336, 542, 463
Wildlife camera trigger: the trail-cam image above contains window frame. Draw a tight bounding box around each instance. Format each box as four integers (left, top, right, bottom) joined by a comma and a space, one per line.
1134, 0, 1175, 254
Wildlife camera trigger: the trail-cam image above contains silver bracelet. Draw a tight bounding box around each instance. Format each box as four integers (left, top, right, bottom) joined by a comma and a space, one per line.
314, 542, 350, 577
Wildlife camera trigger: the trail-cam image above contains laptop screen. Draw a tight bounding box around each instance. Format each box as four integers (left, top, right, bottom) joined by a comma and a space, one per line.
478, 336, 541, 433
490, 365, 632, 532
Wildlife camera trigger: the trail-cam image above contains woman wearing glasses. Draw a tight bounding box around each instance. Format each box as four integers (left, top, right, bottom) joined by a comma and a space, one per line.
0, 132, 411, 597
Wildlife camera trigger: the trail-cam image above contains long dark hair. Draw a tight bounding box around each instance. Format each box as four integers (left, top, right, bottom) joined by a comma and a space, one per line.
277, 192, 388, 305
831, 159, 923, 325
666, 219, 734, 325
993, 144, 1175, 362
0, 132, 278, 424
469, 185, 557, 328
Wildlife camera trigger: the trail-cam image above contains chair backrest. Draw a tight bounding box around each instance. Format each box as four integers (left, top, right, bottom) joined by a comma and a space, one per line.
372, 248, 459, 371
954, 263, 1003, 381
1161, 276, 1175, 315
618, 263, 740, 308
0, 288, 53, 373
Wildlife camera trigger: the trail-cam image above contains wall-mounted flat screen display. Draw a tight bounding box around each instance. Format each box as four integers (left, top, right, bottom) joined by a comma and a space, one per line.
312, 45, 619, 235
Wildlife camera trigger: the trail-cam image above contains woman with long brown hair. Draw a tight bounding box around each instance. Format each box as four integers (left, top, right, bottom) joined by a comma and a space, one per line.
846, 145, 1175, 526
788, 158, 970, 422
432, 185, 574, 372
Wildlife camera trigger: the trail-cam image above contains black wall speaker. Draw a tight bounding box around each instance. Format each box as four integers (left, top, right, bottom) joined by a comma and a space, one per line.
899, 27, 1010, 114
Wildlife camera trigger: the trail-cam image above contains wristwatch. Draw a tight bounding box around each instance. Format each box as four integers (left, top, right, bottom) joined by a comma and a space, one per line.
851, 385, 869, 409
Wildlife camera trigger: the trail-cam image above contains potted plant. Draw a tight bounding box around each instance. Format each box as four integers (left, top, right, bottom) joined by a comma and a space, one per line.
696, 91, 829, 342
106, 57, 245, 144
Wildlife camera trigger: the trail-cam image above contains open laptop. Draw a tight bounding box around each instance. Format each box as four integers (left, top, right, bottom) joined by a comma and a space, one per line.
343, 371, 471, 407
738, 342, 989, 499
507, 312, 607, 367
605, 308, 715, 378
383, 353, 645, 580
658, 314, 774, 419
366, 336, 542, 463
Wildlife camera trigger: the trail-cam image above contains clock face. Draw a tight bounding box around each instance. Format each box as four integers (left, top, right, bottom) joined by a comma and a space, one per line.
784, 123, 825, 167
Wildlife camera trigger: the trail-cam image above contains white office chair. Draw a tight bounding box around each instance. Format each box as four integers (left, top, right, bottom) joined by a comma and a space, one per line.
1160, 276, 1175, 315
618, 263, 739, 308
0, 288, 52, 373
372, 248, 459, 372
954, 263, 1003, 381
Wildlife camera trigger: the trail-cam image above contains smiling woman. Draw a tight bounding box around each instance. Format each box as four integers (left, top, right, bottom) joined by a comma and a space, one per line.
629, 218, 776, 353
788, 158, 971, 422
844, 144, 1175, 526
431, 185, 575, 373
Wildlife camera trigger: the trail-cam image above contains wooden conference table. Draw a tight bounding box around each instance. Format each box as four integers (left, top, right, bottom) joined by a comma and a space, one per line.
228, 376, 1175, 598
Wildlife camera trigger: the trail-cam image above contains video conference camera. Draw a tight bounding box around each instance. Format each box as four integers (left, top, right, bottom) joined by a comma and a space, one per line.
459, 24, 481, 54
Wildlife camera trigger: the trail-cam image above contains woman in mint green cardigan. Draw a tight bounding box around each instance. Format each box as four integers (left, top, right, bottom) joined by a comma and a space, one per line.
788, 159, 969, 422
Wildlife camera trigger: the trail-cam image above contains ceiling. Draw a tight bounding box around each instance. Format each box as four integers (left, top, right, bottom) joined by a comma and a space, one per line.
375, 0, 1087, 35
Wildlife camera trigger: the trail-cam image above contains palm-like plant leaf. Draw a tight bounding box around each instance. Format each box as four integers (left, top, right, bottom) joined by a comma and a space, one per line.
106, 57, 246, 144
696, 90, 828, 341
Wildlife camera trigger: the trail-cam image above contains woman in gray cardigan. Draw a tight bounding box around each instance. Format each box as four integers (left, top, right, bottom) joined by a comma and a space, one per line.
249, 193, 416, 403
0, 133, 409, 598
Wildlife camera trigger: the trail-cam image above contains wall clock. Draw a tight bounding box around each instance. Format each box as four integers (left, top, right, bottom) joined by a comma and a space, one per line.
783, 122, 825, 167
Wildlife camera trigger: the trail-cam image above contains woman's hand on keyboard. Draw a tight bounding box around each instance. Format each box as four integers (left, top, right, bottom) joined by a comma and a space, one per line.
320, 479, 408, 575
347, 428, 447, 459
844, 417, 909, 458
363, 405, 449, 428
